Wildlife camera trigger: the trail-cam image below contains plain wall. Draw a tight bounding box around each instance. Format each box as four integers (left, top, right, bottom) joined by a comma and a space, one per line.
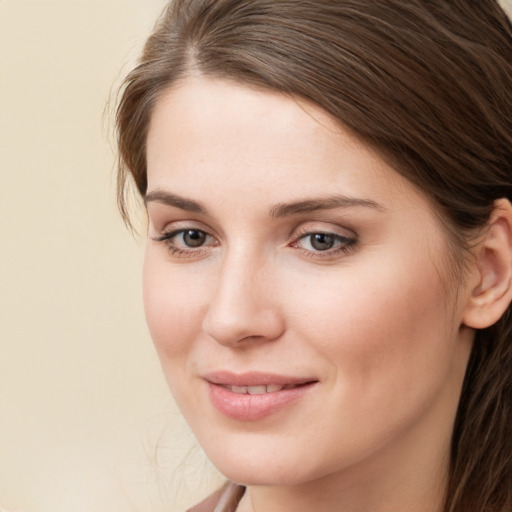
1, 1, 511, 511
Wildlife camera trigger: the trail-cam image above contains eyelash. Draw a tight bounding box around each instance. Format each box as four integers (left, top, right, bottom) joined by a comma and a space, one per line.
291, 229, 357, 258
153, 229, 217, 258
153, 227, 357, 260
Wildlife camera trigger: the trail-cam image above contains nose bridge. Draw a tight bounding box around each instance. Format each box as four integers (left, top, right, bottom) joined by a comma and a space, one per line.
202, 245, 283, 346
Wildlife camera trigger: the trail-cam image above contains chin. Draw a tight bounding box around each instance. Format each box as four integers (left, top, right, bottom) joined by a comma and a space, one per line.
220, 466, 305, 487
202, 444, 320, 487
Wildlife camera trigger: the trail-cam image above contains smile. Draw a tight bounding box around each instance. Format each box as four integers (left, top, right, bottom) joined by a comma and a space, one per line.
204, 372, 318, 421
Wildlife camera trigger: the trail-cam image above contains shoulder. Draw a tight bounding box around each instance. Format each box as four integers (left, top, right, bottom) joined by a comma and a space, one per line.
187, 482, 245, 512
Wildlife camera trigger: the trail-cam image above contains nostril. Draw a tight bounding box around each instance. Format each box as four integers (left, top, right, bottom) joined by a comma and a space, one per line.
203, 308, 285, 347
202, 264, 285, 346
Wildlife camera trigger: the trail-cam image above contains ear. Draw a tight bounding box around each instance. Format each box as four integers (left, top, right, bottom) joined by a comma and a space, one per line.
462, 198, 512, 329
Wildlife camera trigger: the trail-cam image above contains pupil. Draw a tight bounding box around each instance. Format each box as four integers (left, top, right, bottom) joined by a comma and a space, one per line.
184, 230, 206, 247
311, 233, 334, 251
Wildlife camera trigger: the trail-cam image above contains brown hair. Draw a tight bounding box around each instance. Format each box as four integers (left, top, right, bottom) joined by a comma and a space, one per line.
116, 1, 512, 510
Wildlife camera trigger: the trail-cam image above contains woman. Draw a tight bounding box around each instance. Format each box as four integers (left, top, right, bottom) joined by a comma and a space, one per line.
115, 1, 512, 511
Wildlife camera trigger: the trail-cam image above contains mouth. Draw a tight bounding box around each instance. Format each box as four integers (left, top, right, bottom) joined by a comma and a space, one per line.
203, 371, 318, 421
222, 382, 312, 395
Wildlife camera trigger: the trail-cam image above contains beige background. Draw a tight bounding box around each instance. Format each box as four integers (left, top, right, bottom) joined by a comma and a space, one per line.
0, 1, 222, 511
1, 1, 511, 511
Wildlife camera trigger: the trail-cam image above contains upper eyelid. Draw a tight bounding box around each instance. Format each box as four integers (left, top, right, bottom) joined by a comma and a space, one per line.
151, 219, 357, 243
150, 218, 215, 235
154, 227, 214, 241
296, 231, 354, 242
291, 222, 356, 239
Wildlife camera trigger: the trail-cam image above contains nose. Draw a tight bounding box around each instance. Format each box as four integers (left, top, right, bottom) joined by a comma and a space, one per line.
202, 252, 285, 347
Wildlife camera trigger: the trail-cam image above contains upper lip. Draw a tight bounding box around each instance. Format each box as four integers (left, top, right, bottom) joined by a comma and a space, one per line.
203, 371, 318, 387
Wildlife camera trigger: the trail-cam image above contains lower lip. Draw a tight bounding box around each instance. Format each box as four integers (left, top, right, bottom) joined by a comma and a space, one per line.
207, 382, 316, 421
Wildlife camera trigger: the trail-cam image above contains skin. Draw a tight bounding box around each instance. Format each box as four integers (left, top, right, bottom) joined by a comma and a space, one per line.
143, 77, 477, 512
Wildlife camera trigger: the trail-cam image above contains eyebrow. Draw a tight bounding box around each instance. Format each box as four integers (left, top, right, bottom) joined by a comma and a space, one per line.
144, 190, 385, 217
269, 195, 385, 217
144, 190, 207, 214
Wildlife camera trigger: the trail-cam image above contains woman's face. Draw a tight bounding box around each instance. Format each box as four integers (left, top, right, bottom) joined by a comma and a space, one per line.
144, 77, 474, 487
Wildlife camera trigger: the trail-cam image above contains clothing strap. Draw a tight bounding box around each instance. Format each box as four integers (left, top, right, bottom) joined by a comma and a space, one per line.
187, 482, 245, 512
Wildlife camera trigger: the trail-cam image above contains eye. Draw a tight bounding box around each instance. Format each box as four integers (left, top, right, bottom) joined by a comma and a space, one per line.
153, 227, 217, 257
180, 229, 208, 247
306, 233, 338, 251
292, 230, 357, 257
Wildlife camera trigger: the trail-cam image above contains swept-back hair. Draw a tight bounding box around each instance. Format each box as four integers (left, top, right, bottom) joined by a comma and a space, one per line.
116, 1, 512, 510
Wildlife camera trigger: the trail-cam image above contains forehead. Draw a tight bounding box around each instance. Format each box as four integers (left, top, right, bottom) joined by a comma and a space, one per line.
146, 77, 429, 214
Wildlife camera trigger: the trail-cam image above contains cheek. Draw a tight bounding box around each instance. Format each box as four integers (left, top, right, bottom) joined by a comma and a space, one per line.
275, 252, 461, 471
142, 252, 208, 362
289, 250, 456, 399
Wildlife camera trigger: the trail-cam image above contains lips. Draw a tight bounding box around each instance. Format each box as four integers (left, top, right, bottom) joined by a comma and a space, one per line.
204, 371, 318, 421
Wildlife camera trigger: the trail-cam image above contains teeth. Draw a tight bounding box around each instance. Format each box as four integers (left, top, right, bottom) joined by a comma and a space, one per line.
247, 385, 266, 395
266, 384, 285, 393
229, 384, 287, 394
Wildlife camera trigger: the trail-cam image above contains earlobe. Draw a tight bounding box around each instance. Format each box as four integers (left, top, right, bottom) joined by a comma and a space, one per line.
463, 198, 512, 329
